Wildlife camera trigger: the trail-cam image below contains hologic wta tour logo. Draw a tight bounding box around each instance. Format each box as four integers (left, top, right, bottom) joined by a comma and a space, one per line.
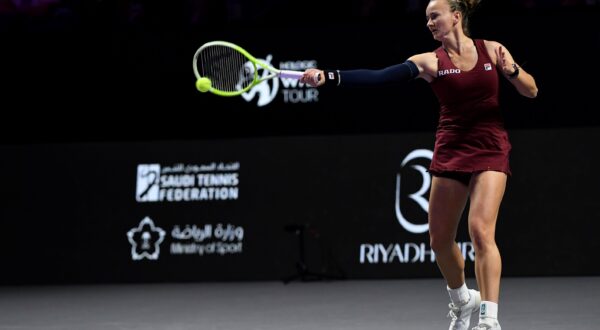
241, 54, 320, 107
136, 162, 240, 203
127, 217, 166, 260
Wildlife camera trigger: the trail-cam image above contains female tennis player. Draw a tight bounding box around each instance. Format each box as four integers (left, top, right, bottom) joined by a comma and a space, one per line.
302, 1, 538, 329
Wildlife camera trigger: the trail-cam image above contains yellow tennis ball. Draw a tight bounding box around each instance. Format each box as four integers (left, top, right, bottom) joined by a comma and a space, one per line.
195, 77, 211, 93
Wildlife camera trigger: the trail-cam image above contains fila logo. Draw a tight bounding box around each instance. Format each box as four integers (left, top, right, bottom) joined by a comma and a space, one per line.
328, 72, 335, 79
484, 63, 492, 71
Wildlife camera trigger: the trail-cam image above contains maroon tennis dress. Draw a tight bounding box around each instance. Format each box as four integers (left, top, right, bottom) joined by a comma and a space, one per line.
429, 39, 511, 179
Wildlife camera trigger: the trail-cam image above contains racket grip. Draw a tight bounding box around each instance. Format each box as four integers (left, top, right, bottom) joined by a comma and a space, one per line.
279, 70, 304, 79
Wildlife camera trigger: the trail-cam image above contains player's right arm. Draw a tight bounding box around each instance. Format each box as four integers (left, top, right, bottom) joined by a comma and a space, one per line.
302, 52, 438, 87
407, 52, 438, 83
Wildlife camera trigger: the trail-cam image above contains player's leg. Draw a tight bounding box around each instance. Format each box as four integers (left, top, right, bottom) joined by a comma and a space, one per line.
429, 175, 469, 287
468, 170, 507, 329
429, 174, 480, 330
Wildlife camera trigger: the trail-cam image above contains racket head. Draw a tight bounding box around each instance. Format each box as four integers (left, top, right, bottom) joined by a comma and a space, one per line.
193, 41, 278, 96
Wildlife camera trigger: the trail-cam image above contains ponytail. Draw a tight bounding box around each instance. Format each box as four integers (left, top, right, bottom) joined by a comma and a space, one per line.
447, 0, 481, 36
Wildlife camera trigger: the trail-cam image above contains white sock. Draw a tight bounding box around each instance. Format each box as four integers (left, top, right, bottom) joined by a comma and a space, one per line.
479, 301, 498, 323
447, 283, 470, 305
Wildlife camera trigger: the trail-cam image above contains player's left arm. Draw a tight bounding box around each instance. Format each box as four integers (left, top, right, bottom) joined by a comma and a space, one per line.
485, 40, 538, 98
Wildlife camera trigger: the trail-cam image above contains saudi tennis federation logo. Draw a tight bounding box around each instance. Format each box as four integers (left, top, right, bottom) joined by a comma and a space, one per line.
395, 149, 433, 234
127, 217, 166, 260
136, 164, 160, 202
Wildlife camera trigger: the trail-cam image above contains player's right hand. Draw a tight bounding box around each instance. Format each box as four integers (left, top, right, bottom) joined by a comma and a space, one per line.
301, 69, 325, 87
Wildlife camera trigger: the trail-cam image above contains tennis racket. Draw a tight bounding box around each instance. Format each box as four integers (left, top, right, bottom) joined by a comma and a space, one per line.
192, 40, 317, 96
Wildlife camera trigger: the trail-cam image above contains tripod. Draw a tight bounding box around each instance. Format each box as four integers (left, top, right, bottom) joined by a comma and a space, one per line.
282, 223, 344, 284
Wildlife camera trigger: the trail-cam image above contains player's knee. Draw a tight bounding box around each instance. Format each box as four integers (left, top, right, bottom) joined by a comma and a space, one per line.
468, 222, 496, 252
429, 233, 455, 254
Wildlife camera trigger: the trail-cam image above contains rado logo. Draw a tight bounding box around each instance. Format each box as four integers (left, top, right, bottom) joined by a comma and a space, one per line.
438, 68, 461, 77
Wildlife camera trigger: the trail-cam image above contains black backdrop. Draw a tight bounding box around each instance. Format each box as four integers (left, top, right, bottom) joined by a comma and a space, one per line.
1, 127, 599, 284
0, 1, 598, 143
1, 1, 599, 284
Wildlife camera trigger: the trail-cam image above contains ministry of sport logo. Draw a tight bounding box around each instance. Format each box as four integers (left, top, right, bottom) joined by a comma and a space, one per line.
126, 217, 246, 260
241, 54, 320, 107
127, 217, 166, 260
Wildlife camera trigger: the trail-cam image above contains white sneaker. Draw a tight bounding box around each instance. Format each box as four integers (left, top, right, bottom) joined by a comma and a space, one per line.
447, 289, 481, 330
471, 318, 501, 330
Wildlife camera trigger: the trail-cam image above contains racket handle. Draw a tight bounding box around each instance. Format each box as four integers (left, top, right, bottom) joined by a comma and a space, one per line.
279, 70, 304, 79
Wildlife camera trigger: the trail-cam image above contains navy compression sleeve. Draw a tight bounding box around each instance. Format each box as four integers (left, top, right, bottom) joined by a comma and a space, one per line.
324, 60, 419, 87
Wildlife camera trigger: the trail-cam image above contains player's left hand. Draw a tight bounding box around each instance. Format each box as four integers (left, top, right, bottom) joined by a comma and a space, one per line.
496, 46, 516, 76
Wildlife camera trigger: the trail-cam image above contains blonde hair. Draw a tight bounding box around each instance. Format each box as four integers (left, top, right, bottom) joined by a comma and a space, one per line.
446, 0, 481, 36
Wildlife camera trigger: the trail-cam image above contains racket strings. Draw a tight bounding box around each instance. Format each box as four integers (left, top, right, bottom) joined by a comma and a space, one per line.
198, 45, 254, 92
